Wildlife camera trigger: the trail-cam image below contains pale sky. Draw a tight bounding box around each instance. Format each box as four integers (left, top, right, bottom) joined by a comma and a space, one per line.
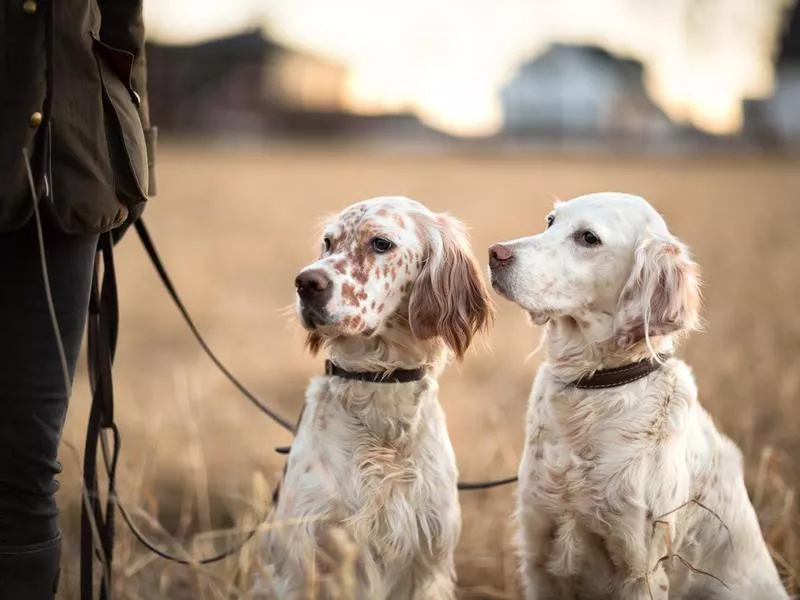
144, 0, 790, 136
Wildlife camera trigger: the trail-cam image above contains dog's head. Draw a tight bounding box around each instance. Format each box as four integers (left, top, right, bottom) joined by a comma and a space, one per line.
489, 192, 701, 351
296, 196, 492, 359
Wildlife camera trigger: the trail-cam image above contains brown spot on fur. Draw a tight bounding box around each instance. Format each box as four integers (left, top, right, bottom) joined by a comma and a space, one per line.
341, 282, 358, 306
342, 315, 364, 329
356, 289, 368, 301
376, 304, 384, 312
393, 214, 406, 228
350, 238, 374, 284
333, 259, 347, 274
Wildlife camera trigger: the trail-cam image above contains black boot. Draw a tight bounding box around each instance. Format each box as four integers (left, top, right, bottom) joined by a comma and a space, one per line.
0, 534, 61, 600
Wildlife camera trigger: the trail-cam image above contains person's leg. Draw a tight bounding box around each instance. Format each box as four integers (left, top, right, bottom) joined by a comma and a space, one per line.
0, 209, 98, 598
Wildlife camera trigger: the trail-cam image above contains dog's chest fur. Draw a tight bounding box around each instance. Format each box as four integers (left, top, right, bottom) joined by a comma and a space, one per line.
276, 375, 460, 588
526, 381, 644, 519
520, 363, 690, 581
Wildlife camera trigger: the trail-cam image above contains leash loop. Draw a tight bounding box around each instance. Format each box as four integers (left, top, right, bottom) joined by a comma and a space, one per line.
81, 231, 120, 600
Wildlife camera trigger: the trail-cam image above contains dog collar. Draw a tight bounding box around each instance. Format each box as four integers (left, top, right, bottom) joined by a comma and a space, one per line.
572, 355, 670, 390
324, 359, 426, 384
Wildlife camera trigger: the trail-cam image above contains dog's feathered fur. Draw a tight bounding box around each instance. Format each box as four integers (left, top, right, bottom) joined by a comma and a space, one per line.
266, 197, 492, 599
490, 193, 787, 599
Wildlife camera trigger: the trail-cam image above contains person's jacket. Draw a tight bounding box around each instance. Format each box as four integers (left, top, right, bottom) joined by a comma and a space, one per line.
0, 0, 156, 233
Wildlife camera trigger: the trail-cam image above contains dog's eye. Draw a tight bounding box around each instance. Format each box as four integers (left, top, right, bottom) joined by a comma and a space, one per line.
546, 214, 555, 229
371, 237, 394, 254
576, 230, 602, 247
323, 237, 332, 253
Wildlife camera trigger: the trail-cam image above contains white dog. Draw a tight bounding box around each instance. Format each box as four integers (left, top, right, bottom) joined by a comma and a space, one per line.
265, 197, 492, 599
489, 193, 787, 600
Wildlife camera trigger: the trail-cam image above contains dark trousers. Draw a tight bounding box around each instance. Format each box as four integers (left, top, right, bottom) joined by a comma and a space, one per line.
0, 209, 98, 597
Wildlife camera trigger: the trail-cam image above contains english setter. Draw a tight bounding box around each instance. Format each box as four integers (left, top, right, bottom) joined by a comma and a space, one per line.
489, 193, 788, 600
266, 196, 492, 599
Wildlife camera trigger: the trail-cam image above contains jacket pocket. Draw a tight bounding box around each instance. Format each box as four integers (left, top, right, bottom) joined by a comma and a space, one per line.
91, 34, 150, 206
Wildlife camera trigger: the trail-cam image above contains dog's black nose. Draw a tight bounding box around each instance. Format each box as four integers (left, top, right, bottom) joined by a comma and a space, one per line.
489, 243, 513, 266
295, 269, 331, 302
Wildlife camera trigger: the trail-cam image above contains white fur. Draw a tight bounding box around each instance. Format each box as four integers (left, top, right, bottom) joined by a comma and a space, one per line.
266, 371, 460, 599
264, 197, 492, 599
490, 193, 787, 599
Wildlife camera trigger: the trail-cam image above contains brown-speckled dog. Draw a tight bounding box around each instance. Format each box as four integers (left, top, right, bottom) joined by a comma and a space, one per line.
264, 196, 492, 599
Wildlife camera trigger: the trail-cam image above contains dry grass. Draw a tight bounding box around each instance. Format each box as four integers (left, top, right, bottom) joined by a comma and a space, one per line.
54, 143, 800, 599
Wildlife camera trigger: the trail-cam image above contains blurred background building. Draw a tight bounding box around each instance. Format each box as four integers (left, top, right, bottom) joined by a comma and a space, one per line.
143, 0, 800, 152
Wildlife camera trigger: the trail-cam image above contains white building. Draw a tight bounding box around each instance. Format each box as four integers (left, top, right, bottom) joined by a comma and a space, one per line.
500, 44, 677, 143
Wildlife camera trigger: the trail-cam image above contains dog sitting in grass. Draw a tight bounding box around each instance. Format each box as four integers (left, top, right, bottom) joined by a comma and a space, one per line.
489, 193, 788, 600
264, 196, 492, 599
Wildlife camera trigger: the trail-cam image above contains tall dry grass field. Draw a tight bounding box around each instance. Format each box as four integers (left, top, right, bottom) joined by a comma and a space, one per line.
55, 144, 800, 599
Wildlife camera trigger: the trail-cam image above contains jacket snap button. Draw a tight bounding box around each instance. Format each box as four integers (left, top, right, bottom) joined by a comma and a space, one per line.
22, 0, 37, 14
29, 111, 43, 127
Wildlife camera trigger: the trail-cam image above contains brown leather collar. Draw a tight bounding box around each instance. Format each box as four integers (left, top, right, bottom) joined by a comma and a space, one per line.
572, 355, 669, 390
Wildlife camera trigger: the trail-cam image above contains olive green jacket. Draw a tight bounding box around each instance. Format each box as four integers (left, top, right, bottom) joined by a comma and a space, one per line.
0, 0, 156, 233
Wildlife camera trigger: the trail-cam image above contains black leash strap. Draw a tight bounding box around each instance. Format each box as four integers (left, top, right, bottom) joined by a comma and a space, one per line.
133, 219, 516, 492
457, 475, 518, 490
81, 233, 122, 600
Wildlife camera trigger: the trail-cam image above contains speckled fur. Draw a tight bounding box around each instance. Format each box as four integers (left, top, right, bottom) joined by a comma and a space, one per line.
265, 197, 492, 599
490, 193, 787, 600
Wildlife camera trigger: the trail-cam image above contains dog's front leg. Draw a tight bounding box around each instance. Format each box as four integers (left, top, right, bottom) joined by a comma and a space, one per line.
517, 516, 576, 600
605, 506, 673, 600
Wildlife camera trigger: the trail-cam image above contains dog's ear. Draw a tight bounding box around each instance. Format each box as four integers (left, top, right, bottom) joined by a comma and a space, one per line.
409, 214, 493, 359
614, 230, 702, 350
